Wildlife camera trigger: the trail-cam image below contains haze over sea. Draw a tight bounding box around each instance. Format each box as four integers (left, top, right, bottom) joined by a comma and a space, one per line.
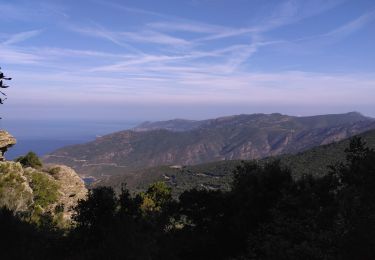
1, 119, 140, 159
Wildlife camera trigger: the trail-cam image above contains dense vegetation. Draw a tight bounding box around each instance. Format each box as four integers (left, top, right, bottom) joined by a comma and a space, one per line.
2, 137, 375, 259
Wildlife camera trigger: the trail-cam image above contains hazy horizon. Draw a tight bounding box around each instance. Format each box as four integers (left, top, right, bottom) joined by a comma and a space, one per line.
4, 110, 372, 159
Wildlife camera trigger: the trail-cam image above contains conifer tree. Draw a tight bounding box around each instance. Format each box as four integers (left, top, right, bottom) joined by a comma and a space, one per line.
0, 67, 11, 119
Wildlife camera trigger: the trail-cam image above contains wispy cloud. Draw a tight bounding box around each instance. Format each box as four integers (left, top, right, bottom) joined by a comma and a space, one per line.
0, 47, 42, 64
2, 30, 43, 45
120, 30, 192, 46
256, 0, 345, 32
324, 9, 375, 39
291, 9, 375, 48
32, 47, 135, 59
147, 21, 228, 34
2, 0, 374, 120
68, 24, 143, 54
90, 0, 181, 20
0, 2, 67, 21
88, 43, 263, 75
8, 68, 375, 108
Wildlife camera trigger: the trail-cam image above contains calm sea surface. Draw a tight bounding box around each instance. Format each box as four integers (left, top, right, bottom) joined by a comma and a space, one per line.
0, 119, 141, 159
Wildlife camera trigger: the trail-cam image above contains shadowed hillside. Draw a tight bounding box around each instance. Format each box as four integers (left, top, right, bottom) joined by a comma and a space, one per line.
44, 112, 375, 180
96, 128, 375, 196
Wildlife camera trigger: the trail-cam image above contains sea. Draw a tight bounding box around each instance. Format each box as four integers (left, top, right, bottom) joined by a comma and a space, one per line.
0, 119, 141, 160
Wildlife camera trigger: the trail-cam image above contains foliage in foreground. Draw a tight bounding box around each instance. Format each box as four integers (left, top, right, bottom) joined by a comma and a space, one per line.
1, 137, 375, 259
16, 151, 43, 169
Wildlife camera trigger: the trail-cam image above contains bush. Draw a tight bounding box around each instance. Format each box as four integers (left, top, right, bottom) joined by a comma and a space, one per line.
47, 166, 61, 176
28, 171, 60, 208
16, 151, 43, 169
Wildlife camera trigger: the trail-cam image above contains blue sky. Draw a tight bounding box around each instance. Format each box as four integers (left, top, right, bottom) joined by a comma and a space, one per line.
1, 0, 375, 120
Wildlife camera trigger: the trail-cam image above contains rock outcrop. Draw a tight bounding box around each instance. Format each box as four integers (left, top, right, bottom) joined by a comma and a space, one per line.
0, 161, 87, 225
0, 129, 87, 226
0, 130, 16, 161
46, 165, 87, 220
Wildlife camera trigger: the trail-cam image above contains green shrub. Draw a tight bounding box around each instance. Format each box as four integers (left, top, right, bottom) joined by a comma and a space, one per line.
29, 171, 59, 208
16, 152, 43, 169
0, 169, 34, 212
140, 181, 172, 212
26, 171, 60, 226
47, 166, 61, 176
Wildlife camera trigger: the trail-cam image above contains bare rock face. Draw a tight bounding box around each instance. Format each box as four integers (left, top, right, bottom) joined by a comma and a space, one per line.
0, 130, 16, 161
46, 165, 87, 221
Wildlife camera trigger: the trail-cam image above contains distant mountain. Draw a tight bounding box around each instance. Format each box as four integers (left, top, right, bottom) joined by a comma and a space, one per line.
133, 118, 208, 132
44, 112, 375, 180
97, 128, 375, 196
134, 112, 372, 132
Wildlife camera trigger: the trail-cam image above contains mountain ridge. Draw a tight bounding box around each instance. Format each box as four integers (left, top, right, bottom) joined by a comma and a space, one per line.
133, 112, 370, 132
44, 112, 375, 179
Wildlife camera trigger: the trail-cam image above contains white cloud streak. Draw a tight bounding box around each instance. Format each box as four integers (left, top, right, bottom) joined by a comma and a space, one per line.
0, 47, 42, 64
0, 2, 67, 21
68, 25, 143, 54
8, 69, 375, 108
120, 30, 191, 46
2, 0, 374, 118
2, 30, 43, 45
324, 9, 375, 39
288, 8, 375, 49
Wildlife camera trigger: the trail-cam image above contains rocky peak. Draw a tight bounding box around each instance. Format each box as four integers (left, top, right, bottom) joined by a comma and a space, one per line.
0, 130, 16, 161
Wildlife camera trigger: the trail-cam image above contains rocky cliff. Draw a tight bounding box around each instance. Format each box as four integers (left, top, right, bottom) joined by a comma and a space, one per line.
0, 130, 16, 161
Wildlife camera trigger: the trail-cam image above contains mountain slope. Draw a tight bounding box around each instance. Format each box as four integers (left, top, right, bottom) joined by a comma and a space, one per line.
97, 128, 375, 196
134, 112, 371, 132
44, 112, 375, 179
133, 118, 208, 132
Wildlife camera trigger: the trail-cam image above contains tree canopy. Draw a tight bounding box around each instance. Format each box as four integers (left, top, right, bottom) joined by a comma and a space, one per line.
1, 137, 375, 259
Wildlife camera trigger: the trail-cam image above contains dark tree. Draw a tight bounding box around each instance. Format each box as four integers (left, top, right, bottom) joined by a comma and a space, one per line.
0, 67, 11, 115
330, 137, 375, 259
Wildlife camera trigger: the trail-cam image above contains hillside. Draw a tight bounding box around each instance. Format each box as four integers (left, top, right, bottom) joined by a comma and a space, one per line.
133, 118, 208, 132
97, 129, 375, 196
134, 112, 373, 132
44, 112, 375, 180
